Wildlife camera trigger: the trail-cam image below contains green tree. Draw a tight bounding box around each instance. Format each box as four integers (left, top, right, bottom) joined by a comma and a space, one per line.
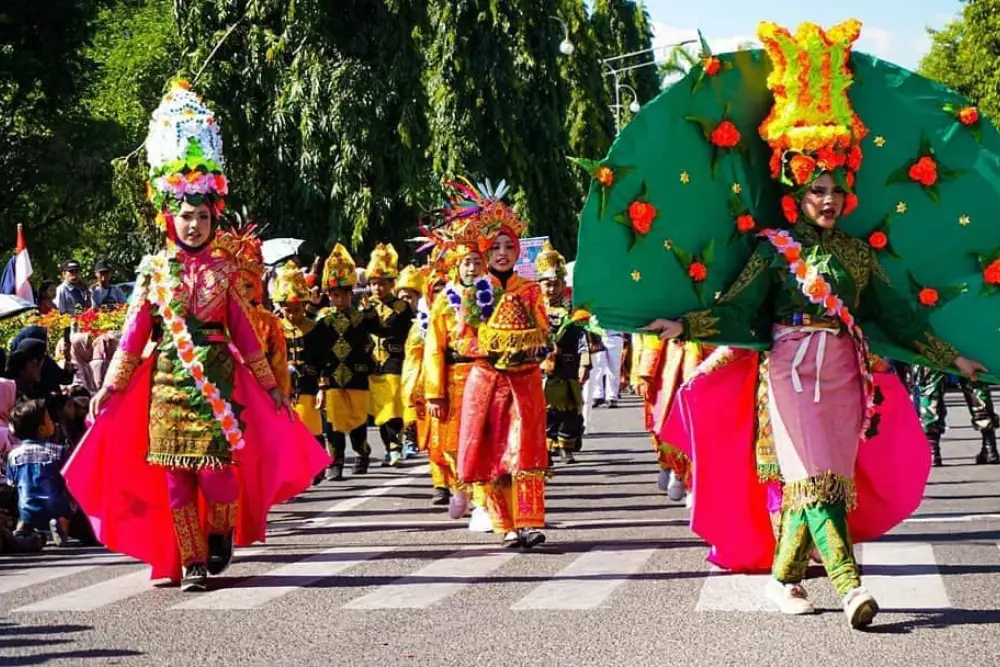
591, 0, 657, 130
0, 1, 110, 277
919, 4, 1000, 122
173, 0, 431, 257
558, 0, 615, 204
424, 2, 530, 209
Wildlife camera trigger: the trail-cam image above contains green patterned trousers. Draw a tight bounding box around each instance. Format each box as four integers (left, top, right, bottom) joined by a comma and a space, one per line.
772, 500, 860, 597
912, 366, 997, 438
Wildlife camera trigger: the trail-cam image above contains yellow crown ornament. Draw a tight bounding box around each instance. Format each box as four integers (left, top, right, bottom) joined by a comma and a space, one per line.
757, 19, 867, 212
396, 265, 424, 294
366, 242, 399, 280
534, 240, 567, 281
272, 261, 310, 304
322, 243, 358, 289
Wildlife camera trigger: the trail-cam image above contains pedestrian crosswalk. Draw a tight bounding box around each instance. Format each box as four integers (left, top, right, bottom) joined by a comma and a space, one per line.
0, 540, 985, 615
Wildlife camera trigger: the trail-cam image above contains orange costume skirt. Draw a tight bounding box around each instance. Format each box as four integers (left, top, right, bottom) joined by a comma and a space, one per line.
457, 361, 548, 532
427, 362, 473, 486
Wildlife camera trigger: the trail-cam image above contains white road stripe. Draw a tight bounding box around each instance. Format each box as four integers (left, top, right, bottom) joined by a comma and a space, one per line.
694, 569, 777, 612
172, 546, 391, 610
270, 464, 431, 535
0, 555, 124, 596
344, 547, 516, 610
859, 542, 951, 610
511, 547, 656, 610
904, 513, 1000, 523
13, 568, 154, 613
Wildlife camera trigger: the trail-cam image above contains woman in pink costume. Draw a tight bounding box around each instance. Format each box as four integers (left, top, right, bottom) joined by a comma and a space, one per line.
65, 81, 330, 591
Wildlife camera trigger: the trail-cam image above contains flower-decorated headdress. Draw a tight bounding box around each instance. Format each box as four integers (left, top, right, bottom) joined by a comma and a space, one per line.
396, 265, 424, 294
415, 177, 522, 274
365, 243, 400, 280
534, 240, 567, 281
322, 243, 358, 289
215, 221, 264, 301
145, 80, 229, 232
272, 261, 310, 304
758, 20, 867, 220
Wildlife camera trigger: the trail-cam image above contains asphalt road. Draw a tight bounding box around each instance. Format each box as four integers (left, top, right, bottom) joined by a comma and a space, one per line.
2, 394, 1000, 667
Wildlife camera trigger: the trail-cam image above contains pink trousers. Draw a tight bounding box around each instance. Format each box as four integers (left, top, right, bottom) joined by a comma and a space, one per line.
165, 467, 239, 567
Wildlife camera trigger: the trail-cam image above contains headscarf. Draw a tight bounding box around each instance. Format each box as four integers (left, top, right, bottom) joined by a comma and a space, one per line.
10, 325, 47, 354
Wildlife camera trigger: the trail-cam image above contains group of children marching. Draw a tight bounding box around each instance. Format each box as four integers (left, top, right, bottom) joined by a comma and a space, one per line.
225, 218, 594, 548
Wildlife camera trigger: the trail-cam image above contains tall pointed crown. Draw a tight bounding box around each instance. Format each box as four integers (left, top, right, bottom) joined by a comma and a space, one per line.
758, 20, 868, 196
534, 240, 566, 280
396, 265, 424, 293
322, 243, 358, 289
272, 261, 310, 304
366, 242, 399, 279
145, 80, 229, 224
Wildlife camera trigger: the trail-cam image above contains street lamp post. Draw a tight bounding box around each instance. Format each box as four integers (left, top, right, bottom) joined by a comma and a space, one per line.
549, 16, 575, 56
601, 39, 698, 134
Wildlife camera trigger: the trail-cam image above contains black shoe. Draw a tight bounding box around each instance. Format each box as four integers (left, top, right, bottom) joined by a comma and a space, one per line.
325, 465, 344, 482
519, 529, 547, 550
430, 488, 451, 506
181, 563, 209, 592
560, 449, 576, 464
976, 430, 1000, 464
379, 453, 392, 467
207, 532, 234, 575
607, 400, 619, 409
592, 399, 605, 409
353, 457, 370, 475
929, 437, 943, 467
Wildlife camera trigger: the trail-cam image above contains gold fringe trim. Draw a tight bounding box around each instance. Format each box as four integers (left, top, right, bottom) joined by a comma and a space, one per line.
756, 463, 782, 484
477, 326, 549, 356
781, 472, 857, 513
148, 453, 231, 470
514, 468, 554, 482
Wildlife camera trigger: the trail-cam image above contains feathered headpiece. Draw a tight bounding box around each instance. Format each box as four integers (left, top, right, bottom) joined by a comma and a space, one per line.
215, 219, 264, 300
415, 177, 525, 273
145, 80, 229, 229
758, 20, 867, 216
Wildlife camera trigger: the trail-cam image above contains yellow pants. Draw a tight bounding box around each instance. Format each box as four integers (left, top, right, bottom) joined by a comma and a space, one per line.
369, 374, 404, 425
325, 389, 369, 433
293, 394, 323, 435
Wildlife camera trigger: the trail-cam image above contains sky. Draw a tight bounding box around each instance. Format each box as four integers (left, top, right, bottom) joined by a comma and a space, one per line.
643, 0, 962, 70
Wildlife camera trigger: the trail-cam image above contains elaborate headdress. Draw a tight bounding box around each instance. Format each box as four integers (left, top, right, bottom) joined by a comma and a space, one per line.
396, 265, 424, 294
145, 80, 229, 231
215, 221, 264, 300
322, 243, 358, 289
416, 177, 523, 274
366, 243, 400, 280
534, 240, 567, 281
272, 261, 310, 304
758, 20, 867, 216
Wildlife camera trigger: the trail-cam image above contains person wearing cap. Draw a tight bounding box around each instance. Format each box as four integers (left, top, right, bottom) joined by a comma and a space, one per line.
91, 260, 128, 309
5, 338, 47, 401
55, 260, 92, 315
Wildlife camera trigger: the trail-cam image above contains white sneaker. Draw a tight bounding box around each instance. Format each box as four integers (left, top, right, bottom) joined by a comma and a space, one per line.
448, 491, 469, 520
766, 579, 816, 615
843, 586, 879, 629
468, 507, 493, 533
684, 491, 694, 509
666, 472, 686, 502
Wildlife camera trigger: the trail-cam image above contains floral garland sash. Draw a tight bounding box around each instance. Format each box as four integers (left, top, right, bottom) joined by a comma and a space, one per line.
443, 277, 495, 328
145, 253, 247, 451
760, 229, 879, 439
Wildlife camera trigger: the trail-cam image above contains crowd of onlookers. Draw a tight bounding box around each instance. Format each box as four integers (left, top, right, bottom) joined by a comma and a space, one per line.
0, 258, 126, 556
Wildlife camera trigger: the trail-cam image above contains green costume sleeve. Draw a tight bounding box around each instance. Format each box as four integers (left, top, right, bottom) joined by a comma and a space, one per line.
867, 259, 958, 369
682, 243, 773, 342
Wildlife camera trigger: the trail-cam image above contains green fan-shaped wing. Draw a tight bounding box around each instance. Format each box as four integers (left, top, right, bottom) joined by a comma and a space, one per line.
573, 49, 1000, 380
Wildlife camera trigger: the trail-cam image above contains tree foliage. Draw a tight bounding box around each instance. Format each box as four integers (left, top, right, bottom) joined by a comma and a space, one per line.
919, 2, 1000, 122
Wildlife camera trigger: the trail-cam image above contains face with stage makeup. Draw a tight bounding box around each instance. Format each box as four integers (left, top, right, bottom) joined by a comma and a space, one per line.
800, 174, 846, 229
171, 201, 214, 249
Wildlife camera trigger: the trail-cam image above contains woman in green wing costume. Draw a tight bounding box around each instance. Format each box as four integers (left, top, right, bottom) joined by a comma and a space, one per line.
638, 20, 987, 629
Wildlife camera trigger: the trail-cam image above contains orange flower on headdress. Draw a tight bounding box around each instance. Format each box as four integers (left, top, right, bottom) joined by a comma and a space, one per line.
842, 193, 859, 216
789, 154, 817, 185
781, 195, 799, 223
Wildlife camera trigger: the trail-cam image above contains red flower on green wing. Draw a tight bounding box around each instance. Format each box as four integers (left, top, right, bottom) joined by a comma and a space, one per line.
710, 121, 741, 148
